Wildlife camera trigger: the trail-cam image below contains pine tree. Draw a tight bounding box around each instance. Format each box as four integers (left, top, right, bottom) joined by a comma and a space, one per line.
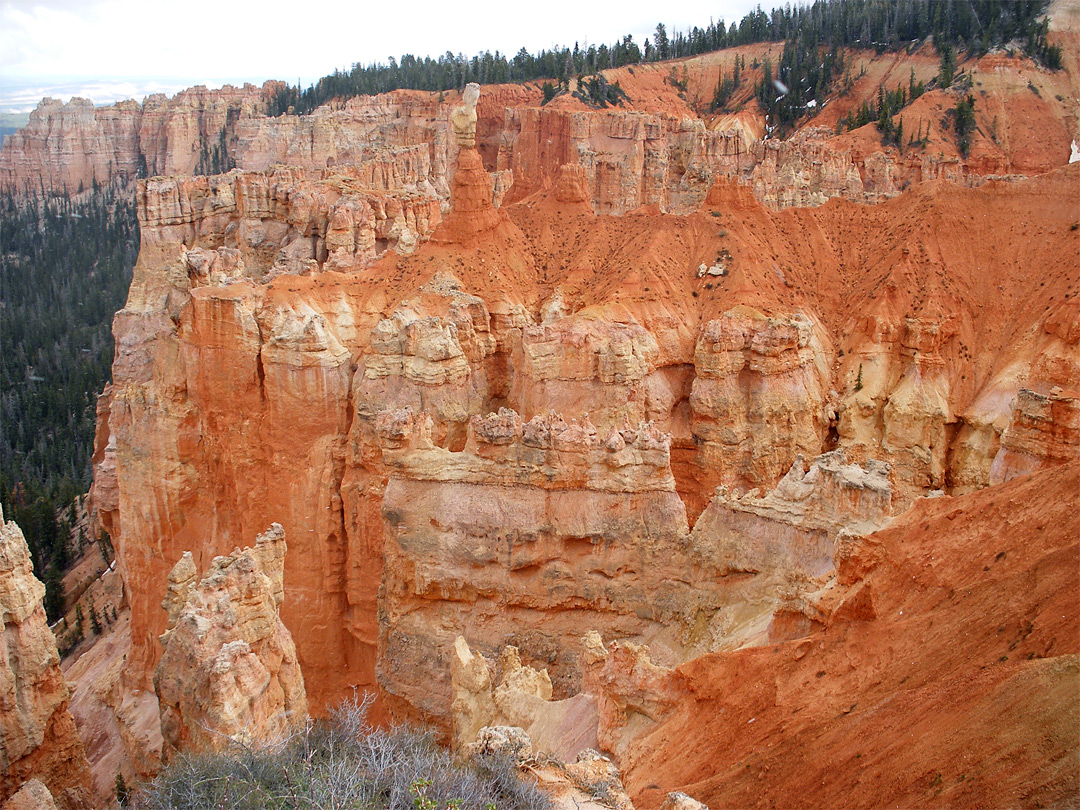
43, 562, 65, 622
654, 23, 670, 61
937, 44, 956, 87
954, 93, 977, 157
89, 599, 102, 635
115, 773, 129, 806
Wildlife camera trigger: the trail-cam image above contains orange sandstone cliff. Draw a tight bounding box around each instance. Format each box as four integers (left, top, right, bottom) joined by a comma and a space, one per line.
0, 24, 1070, 807
88, 131, 1079, 731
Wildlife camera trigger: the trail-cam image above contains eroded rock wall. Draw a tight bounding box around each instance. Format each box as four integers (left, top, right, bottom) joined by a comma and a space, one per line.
81, 89, 1080, 783
377, 407, 689, 719
0, 86, 270, 193
0, 508, 92, 808
690, 307, 831, 495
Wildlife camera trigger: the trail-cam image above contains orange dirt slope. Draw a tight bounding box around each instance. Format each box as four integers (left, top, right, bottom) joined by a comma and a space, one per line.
621, 460, 1080, 810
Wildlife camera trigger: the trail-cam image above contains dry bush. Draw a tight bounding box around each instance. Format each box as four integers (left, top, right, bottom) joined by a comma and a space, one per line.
135, 695, 549, 810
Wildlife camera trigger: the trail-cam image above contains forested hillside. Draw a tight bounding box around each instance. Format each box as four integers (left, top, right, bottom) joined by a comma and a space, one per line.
270, 0, 1061, 115
0, 185, 136, 616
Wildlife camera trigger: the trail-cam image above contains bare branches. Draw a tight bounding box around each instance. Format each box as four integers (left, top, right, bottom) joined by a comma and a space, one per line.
136, 693, 550, 810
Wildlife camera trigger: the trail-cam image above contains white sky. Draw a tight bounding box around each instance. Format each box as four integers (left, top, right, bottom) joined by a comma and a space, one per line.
0, 0, 763, 112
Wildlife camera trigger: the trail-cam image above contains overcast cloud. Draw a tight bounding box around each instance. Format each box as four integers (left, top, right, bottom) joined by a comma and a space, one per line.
0, 0, 761, 112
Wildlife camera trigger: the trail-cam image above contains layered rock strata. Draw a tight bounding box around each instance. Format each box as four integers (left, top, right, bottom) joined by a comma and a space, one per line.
438, 448, 891, 762
838, 314, 954, 497
137, 167, 441, 272
377, 407, 689, 719
154, 524, 307, 757
454, 464, 1078, 808
498, 103, 1040, 214
0, 509, 92, 808
990, 386, 1079, 482
988, 302, 1080, 483
0, 85, 268, 193
395, 430, 891, 728
690, 307, 831, 494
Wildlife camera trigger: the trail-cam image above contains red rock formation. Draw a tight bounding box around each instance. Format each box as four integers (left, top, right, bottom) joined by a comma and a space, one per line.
431, 149, 506, 242
0, 98, 142, 194
989, 300, 1080, 483
377, 407, 689, 718
5, 37, 1074, 210
690, 307, 831, 494
990, 386, 1080, 482
155, 524, 307, 757
582, 634, 684, 762
91, 139, 1079, 739
382, 410, 889, 733
0, 85, 269, 193
0, 508, 92, 809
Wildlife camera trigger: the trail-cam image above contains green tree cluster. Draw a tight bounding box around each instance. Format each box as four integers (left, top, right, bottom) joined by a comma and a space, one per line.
270, 1, 1060, 117
838, 69, 926, 143
756, 42, 845, 134
0, 185, 136, 617
953, 93, 978, 156
711, 56, 744, 112
196, 125, 236, 176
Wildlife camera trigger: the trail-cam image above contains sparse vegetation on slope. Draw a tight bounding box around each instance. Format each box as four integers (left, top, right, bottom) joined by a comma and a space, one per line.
137, 697, 548, 810
270, 0, 1061, 117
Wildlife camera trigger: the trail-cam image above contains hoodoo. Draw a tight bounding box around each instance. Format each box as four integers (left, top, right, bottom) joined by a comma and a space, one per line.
154, 524, 307, 759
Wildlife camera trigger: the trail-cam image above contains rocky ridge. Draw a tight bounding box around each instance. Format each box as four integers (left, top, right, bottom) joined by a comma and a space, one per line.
0, 85, 269, 193
4, 39, 1075, 212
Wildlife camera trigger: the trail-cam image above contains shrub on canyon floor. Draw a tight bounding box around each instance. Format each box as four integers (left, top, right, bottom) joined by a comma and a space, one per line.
136, 696, 548, 810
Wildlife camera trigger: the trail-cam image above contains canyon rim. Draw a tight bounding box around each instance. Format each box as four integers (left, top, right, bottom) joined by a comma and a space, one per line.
1, 1, 1078, 807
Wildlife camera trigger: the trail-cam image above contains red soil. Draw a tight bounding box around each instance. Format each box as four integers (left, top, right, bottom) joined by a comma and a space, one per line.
624, 460, 1080, 809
